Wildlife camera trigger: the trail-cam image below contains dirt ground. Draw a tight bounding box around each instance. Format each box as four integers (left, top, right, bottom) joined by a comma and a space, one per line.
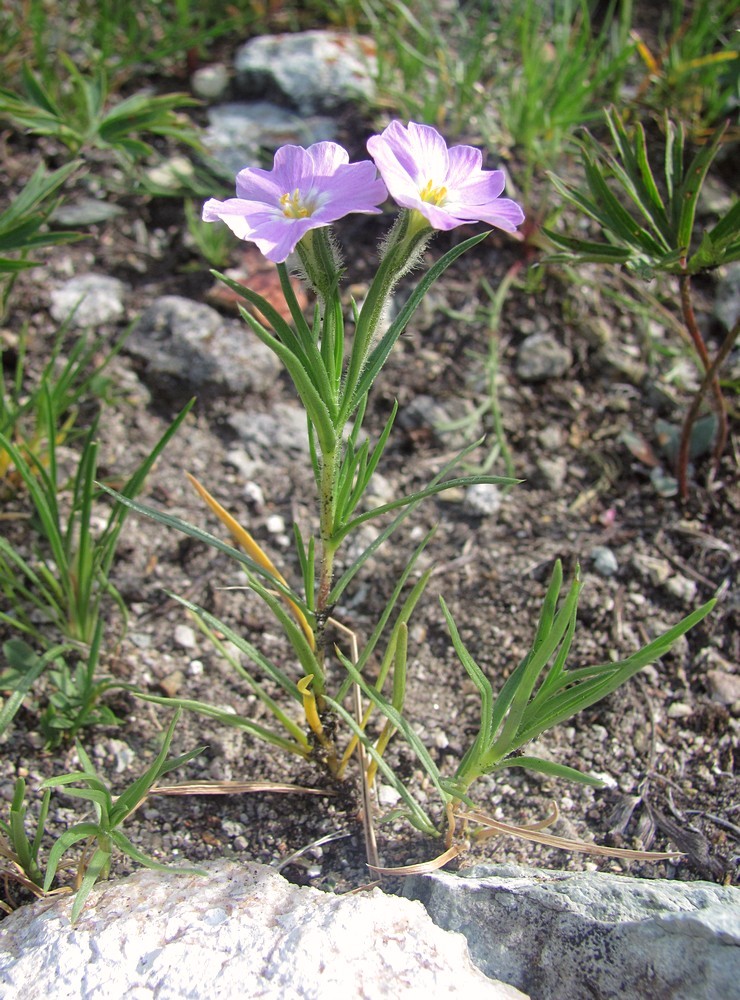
1, 105, 738, 912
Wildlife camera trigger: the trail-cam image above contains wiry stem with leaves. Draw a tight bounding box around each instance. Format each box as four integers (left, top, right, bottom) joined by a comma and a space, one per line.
546, 109, 739, 499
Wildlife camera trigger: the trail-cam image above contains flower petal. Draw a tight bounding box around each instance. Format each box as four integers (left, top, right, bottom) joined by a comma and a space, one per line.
202, 198, 258, 240
250, 217, 317, 262
406, 121, 450, 180
203, 141, 387, 262
451, 198, 526, 232
368, 120, 524, 234
234, 167, 284, 203
305, 141, 350, 175
311, 162, 388, 221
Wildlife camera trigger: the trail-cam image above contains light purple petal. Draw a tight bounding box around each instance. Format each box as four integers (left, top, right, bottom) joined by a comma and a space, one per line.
450, 198, 526, 232
413, 202, 461, 231
366, 135, 417, 204
234, 167, 284, 202
368, 122, 416, 184
311, 162, 388, 220
367, 122, 449, 196
445, 144, 484, 186
203, 141, 387, 261
270, 145, 316, 191
406, 122, 450, 180
202, 198, 257, 240
250, 217, 317, 262
368, 120, 524, 234
305, 141, 350, 175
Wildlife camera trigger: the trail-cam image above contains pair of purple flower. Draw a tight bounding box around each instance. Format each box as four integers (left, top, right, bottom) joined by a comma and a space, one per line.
202, 121, 525, 263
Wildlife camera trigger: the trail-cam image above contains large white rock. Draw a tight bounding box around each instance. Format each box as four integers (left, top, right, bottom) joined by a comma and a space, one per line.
0, 860, 527, 999
404, 863, 740, 1000
234, 30, 377, 115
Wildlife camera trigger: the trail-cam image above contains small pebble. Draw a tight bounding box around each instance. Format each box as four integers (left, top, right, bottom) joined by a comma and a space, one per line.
191, 64, 229, 100
377, 784, 401, 807
174, 624, 197, 650
160, 670, 185, 697
706, 669, 740, 706
107, 739, 135, 773
590, 545, 619, 577
667, 702, 693, 719
665, 574, 697, 604
464, 483, 502, 517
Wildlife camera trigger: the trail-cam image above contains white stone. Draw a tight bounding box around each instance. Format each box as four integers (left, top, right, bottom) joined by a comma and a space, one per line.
234, 30, 377, 115
173, 623, 197, 650
0, 861, 527, 999
464, 483, 502, 517
50, 274, 127, 327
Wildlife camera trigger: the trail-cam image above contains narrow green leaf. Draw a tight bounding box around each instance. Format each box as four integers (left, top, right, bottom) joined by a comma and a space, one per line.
136, 693, 309, 757
0, 641, 71, 736
43, 823, 99, 891
335, 532, 435, 703
99, 487, 309, 615
440, 597, 494, 773
496, 755, 606, 786
322, 693, 438, 836
336, 474, 518, 542
516, 598, 716, 745
70, 847, 111, 923
238, 305, 336, 453
335, 650, 447, 802
346, 231, 490, 417
676, 124, 726, 255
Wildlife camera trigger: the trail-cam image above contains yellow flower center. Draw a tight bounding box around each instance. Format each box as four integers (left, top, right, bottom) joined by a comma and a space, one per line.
419, 178, 448, 205
279, 188, 314, 218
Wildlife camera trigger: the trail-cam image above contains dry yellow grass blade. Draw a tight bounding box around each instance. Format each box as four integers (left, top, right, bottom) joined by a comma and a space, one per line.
460, 807, 683, 861
367, 844, 467, 876
186, 472, 315, 649
149, 780, 333, 797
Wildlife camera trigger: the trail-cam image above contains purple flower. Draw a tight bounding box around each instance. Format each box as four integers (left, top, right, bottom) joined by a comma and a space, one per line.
367, 121, 524, 233
202, 142, 388, 263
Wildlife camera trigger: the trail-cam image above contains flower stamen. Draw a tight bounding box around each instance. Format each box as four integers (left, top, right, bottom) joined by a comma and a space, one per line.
419, 178, 448, 206
280, 188, 314, 219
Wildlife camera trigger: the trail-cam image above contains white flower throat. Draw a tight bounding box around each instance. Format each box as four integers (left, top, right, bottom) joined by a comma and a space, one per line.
280, 188, 317, 218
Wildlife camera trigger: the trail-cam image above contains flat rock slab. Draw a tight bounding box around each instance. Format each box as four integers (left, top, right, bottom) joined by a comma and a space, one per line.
0, 860, 528, 999
403, 863, 740, 1000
